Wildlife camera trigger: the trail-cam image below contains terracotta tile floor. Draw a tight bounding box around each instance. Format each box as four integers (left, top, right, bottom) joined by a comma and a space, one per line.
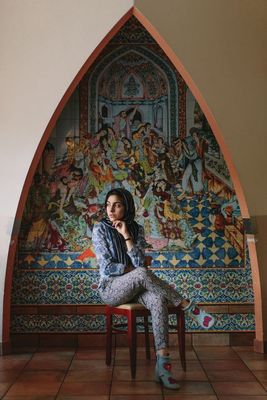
1, 345, 267, 399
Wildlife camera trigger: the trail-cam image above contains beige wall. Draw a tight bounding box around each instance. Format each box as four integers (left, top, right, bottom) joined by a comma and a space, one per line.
136, 0, 267, 348
0, 0, 133, 343
253, 216, 267, 335
1, 0, 267, 347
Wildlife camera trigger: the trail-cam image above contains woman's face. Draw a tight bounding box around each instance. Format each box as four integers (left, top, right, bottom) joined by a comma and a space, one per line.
106, 194, 125, 221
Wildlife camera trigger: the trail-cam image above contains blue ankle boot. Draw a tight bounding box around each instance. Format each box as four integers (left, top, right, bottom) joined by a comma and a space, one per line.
155, 354, 180, 390
183, 300, 215, 329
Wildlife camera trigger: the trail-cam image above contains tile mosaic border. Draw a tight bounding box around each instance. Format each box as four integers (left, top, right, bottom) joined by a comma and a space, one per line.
11, 268, 254, 305
10, 313, 255, 333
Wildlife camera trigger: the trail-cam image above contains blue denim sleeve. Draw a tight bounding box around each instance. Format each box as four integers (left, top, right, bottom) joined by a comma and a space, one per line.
92, 223, 125, 277
127, 225, 146, 268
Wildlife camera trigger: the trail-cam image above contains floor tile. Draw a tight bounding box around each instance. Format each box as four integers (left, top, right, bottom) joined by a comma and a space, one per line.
3, 396, 55, 400
173, 370, 208, 381
201, 359, 249, 371
110, 396, 163, 400
25, 359, 71, 370
114, 347, 156, 361
178, 360, 204, 371
0, 370, 21, 383
168, 347, 198, 361
5, 381, 62, 396
32, 350, 75, 360
183, 350, 198, 361
244, 359, 267, 370
12, 370, 65, 383
237, 351, 267, 360
58, 382, 110, 396
114, 358, 152, 366
232, 345, 254, 352
212, 381, 267, 396
0, 356, 31, 371
206, 368, 257, 381
64, 367, 112, 382
252, 370, 267, 380
259, 381, 267, 391
0, 354, 32, 361
217, 396, 267, 400
12, 347, 38, 354
163, 381, 215, 395
164, 396, 217, 400
36, 347, 75, 352
113, 364, 155, 381
69, 359, 111, 370
57, 396, 109, 400
111, 394, 163, 400
252, 374, 267, 391
73, 349, 106, 360
194, 346, 235, 352
194, 347, 239, 360
0, 383, 14, 397
111, 381, 162, 395
4, 370, 65, 397
193, 332, 230, 346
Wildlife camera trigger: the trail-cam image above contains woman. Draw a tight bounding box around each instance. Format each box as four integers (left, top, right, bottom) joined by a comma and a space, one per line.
92, 188, 214, 390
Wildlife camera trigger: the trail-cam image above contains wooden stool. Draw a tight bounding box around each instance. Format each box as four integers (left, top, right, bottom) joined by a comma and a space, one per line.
106, 303, 186, 378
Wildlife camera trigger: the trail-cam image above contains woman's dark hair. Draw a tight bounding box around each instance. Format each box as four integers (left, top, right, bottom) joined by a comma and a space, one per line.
105, 188, 135, 223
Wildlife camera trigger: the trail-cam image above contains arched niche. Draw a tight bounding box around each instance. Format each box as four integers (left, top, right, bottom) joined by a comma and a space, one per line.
4, 13, 262, 350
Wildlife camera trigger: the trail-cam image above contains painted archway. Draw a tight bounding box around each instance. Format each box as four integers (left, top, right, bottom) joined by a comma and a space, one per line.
88, 46, 179, 139
3, 7, 262, 351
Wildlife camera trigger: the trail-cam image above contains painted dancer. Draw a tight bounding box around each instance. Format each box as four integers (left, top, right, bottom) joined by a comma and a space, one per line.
92, 188, 215, 390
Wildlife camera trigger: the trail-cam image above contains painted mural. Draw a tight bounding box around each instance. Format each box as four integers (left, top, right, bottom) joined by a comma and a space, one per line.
12, 17, 253, 334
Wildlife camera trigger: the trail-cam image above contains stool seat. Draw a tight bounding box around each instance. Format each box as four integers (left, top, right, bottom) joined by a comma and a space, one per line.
106, 302, 186, 378
113, 303, 148, 310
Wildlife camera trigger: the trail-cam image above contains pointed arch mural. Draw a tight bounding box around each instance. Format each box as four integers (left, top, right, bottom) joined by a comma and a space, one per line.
5, 10, 258, 345
88, 45, 179, 140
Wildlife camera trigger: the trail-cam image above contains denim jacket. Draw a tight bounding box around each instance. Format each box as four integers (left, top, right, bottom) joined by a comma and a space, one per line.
92, 221, 146, 287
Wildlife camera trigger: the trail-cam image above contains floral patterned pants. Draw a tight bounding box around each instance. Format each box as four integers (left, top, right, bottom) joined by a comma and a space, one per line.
98, 267, 183, 350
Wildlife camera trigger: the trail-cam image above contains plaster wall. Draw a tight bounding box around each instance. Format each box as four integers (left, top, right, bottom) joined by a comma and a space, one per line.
253, 215, 267, 349
0, 0, 133, 342
135, 0, 267, 347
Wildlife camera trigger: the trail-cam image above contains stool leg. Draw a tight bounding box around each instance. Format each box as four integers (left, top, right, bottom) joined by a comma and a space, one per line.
106, 307, 112, 366
144, 315, 150, 360
127, 311, 137, 379
177, 310, 186, 371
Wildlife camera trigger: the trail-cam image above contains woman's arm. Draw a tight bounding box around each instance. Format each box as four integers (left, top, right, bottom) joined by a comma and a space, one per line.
127, 225, 146, 268
92, 223, 125, 277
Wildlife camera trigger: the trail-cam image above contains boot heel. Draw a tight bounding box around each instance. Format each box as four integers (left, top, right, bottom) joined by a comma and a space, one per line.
155, 364, 160, 382
154, 371, 160, 383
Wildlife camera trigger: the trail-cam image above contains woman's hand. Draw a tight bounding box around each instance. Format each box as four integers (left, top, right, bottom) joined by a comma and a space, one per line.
113, 220, 134, 251
112, 220, 129, 239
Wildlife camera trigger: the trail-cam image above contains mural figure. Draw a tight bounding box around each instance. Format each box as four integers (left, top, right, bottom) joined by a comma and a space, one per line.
113, 106, 138, 139
23, 173, 51, 250
182, 130, 204, 195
